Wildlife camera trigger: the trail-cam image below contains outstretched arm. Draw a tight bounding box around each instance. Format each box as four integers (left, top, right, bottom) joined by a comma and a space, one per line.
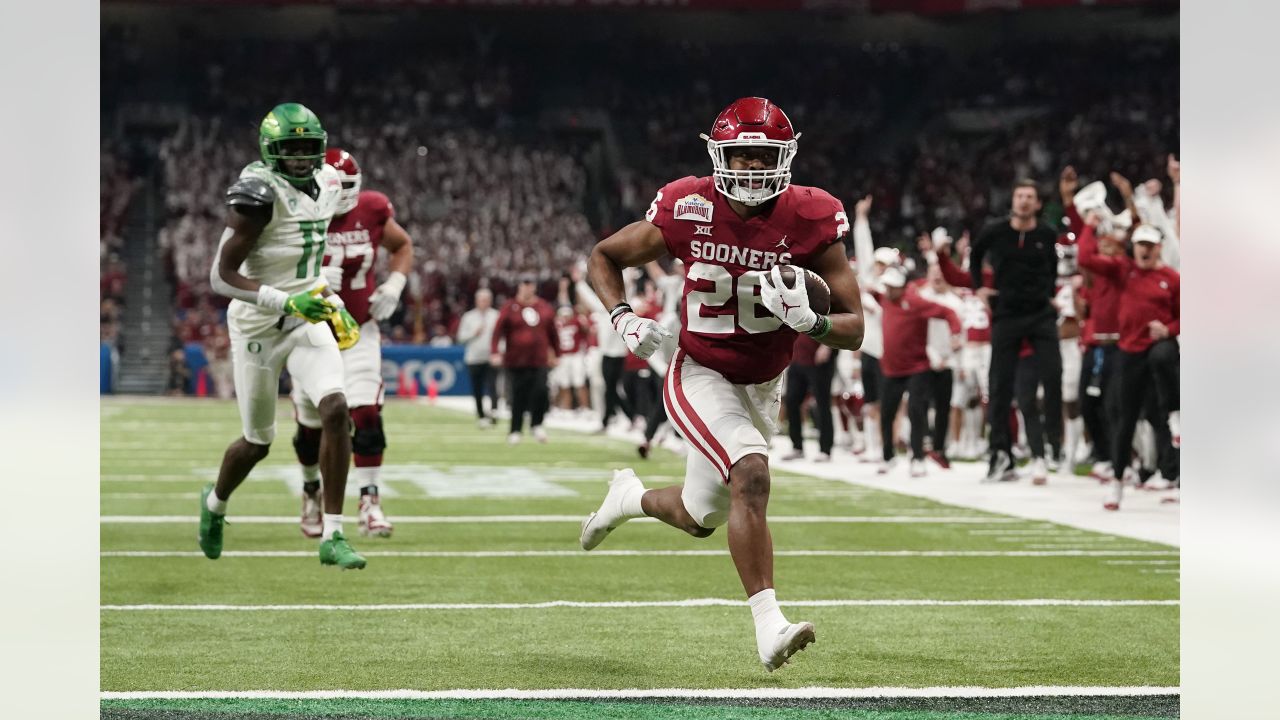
587, 221, 668, 312
587, 221, 671, 359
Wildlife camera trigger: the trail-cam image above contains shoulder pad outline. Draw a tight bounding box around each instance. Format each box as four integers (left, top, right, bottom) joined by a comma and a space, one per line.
226, 176, 275, 208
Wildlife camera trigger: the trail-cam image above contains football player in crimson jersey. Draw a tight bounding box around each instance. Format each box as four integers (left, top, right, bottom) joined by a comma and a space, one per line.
580, 97, 864, 672
291, 148, 414, 539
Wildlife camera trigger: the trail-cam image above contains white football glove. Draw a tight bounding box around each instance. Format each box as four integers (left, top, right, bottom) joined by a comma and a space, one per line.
369, 271, 407, 322
612, 309, 673, 360
320, 265, 345, 291
759, 265, 818, 333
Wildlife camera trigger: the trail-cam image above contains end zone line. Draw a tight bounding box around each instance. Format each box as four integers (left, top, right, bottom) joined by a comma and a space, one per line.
99, 515, 1023, 524
100, 599, 1179, 611
100, 686, 1181, 700
99, 549, 1180, 559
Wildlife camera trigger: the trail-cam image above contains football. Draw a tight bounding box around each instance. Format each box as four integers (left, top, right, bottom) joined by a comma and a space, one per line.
774, 265, 832, 315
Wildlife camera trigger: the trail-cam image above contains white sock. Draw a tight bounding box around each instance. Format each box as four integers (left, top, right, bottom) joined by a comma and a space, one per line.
301, 464, 320, 483
353, 466, 380, 491
619, 482, 647, 519
748, 588, 790, 650
1064, 416, 1083, 466
206, 490, 227, 516
322, 514, 343, 540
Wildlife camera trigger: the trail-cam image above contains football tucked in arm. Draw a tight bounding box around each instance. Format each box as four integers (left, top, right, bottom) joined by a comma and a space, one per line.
775, 265, 832, 315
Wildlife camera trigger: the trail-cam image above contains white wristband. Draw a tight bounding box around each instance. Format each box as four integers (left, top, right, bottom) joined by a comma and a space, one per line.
382, 271, 407, 297
256, 285, 289, 312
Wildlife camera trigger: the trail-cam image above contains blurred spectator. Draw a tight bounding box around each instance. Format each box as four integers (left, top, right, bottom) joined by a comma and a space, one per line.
456, 288, 501, 425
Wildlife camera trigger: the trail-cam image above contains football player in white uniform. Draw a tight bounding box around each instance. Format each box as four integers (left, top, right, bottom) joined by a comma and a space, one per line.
291, 148, 413, 539
200, 103, 366, 569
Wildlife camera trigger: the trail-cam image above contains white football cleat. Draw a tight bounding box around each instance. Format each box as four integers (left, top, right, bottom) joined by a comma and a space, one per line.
579, 468, 644, 551
760, 621, 816, 672
1104, 475, 1125, 511
876, 457, 900, 475
781, 448, 804, 461
533, 426, 548, 444
909, 459, 926, 477
1030, 457, 1048, 486
300, 492, 322, 538
1090, 461, 1115, 484
507, 432, 522, 445
814, 452, 832, 463
358, 494, 393, 538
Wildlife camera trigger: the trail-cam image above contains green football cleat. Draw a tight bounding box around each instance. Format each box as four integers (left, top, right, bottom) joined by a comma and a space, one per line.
319, 531, 367, 570
198, 483, 225, 560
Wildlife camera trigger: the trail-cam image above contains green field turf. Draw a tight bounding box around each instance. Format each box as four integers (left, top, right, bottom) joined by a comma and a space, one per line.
100, 398, 1179, 719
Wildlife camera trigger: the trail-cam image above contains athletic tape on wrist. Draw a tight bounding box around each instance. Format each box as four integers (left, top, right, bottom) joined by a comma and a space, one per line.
610, 302, 634, 327
806, 314, 833, 340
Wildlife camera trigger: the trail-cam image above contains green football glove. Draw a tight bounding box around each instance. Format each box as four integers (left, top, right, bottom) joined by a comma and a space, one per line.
329, 306, 361, 350
284, 286, 337, 323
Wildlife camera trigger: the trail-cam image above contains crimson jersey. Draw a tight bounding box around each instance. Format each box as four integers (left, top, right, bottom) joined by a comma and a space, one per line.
325, 190, 394, 325
647, 176, 847, 384
555, 314, 589, 354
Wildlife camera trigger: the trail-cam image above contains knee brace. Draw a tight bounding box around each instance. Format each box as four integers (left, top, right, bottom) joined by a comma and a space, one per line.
350, 405, 387, 458
292, 425, 322, 466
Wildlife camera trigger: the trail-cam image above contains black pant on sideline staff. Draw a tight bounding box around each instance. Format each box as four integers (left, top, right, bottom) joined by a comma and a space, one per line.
1014, 354, 1048, 459
623, 368, 660, 426
466, 362, 497, 419
988, 307, 1062, 457
928, 368, 953, 457
881, 372, 931, 462
644, 395, 670, 443
508, 367, 549, 434
785, 357, 837, 455
861, 353, 883, 404
600, 355, 632, 428
1111, 339, 1180, 480
1079, 343, 1120, 464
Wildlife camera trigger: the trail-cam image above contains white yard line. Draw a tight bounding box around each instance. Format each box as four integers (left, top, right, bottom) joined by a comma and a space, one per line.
100, 514, 1024, 525
101, 549, 1180, 558
101, 686, 1181, 700
101, 598, 1179, 611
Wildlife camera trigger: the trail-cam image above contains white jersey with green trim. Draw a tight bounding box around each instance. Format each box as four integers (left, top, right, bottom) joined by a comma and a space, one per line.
227, 161, 343, 336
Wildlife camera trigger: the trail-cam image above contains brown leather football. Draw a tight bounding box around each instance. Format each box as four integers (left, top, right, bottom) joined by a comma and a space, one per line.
775, 265, 832, 315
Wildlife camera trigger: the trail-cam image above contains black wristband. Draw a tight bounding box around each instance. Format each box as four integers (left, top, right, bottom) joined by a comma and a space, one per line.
610, 303, 634, 322
806, 314, 833, 340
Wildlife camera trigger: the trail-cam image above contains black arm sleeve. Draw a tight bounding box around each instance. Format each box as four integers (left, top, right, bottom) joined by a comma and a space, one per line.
226, 177, 274, 221
970, 222, 995, 290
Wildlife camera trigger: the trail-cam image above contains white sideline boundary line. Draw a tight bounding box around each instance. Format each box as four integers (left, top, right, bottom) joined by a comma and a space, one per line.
100, 515, 1022, 525
101, 599, 1179, 611
100, 686, 1181, 700
101, 549, 1180, 559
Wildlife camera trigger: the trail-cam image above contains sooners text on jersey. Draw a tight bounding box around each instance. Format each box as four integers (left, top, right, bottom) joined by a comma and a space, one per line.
325, 190, 393, 325
647, 176, 847, 384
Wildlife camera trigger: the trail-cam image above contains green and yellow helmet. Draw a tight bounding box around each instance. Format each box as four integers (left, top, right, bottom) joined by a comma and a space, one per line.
259, 103, 327, 186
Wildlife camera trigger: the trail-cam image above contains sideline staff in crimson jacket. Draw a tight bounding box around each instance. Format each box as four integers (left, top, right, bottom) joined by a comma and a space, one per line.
970, 180, 1063, 482
491, 276, 560, 443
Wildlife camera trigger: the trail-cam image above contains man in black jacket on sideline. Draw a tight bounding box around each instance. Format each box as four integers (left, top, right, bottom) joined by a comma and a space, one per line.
971, 179, 1062, 482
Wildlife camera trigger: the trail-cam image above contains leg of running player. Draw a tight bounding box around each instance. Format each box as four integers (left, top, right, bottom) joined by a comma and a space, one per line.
289, 324, 365, 569
351, 405, 392, 537
292, 422, 324, 538
317, 393, 351, 516
725, 453, 815, 671
201, 331, 288, 560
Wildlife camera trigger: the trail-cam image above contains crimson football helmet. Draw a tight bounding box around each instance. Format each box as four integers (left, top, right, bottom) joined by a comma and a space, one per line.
700, 97, 800, 206
325, 148, 361, 215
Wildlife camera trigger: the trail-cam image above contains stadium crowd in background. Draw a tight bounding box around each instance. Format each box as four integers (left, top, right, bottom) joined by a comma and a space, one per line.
100, 25, 1179, 507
